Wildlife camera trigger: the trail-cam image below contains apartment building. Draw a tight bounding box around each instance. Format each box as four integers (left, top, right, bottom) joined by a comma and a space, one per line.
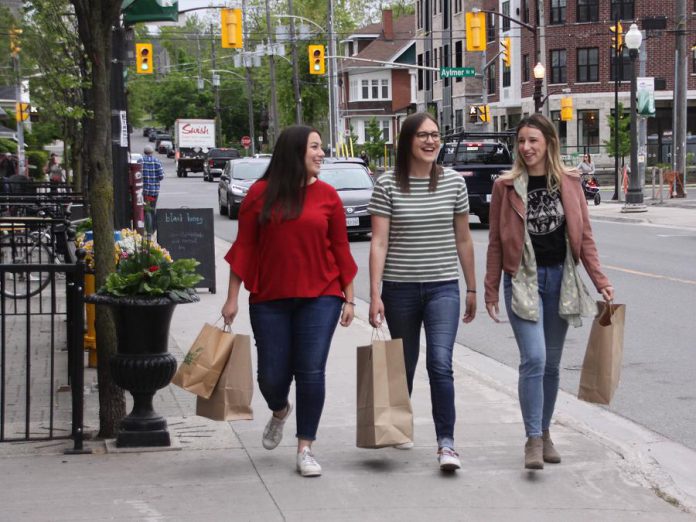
415, 0, 696, 166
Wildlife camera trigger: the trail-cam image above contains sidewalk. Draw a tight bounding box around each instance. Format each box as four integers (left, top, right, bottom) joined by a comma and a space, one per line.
588, 193, 696, 229
1, 237, 695, 521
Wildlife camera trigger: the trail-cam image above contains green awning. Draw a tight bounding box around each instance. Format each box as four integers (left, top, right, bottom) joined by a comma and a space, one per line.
123, 0, 179, 25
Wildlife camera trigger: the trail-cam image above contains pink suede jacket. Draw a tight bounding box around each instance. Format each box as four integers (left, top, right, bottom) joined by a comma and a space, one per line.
484, 171, 610, 305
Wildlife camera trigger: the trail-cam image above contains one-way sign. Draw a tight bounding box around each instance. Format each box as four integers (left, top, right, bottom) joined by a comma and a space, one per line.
440, 67, 476, 78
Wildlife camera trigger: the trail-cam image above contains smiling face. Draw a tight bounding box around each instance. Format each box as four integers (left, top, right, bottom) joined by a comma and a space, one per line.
517, 125, 548, 176
410, 119, 441, 166
304, 131, 325, 179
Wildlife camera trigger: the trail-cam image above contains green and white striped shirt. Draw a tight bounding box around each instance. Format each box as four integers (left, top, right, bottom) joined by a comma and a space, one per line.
368, 170, 469, 282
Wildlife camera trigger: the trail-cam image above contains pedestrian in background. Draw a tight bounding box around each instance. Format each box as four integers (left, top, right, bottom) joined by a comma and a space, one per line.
484, 114, 614, 470
221, 125, 357, 477
359, 149, 370, 168
139, 145, 164, 235
576, 153, 595, 178
46, 153, 66, 192
368, 112, 477, 472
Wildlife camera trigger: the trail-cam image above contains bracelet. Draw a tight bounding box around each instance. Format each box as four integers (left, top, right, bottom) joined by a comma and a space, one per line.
344, 301, 356, 306
466, 289, 477, 294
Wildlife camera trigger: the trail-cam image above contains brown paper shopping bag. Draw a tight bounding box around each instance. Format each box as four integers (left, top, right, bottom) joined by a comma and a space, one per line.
356, 336, 413, 448
171, 323, 236, 399
196, 333, 254, 421
578, 301, 626, 405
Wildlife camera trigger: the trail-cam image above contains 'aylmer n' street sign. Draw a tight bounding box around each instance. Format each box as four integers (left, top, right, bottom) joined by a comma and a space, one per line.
440, 67, 476, 79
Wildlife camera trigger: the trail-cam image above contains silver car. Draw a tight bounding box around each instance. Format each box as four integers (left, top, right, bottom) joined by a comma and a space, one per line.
319, 161, 374, 237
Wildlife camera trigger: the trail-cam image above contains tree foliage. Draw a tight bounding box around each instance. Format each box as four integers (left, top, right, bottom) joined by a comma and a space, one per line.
603, 102, 631, 164
364, 117, 386, 165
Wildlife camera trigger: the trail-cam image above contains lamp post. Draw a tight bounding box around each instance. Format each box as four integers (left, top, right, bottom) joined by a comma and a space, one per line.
623, 23, 647, 212
533, 62, 545, 113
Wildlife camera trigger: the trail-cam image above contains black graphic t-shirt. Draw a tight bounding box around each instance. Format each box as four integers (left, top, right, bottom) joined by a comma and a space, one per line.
527, 175, 566, 266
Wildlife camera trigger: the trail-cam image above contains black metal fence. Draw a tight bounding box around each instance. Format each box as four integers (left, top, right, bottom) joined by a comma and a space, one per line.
0, 213, 87, 452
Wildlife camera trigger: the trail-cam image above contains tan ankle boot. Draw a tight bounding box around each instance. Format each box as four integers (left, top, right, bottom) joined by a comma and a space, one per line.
524, 437, 544, 469
542, 430, 561, 463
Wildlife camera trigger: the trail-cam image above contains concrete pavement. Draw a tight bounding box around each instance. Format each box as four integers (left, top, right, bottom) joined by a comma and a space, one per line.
1, 218, 696, 520
588, 193, 696, 229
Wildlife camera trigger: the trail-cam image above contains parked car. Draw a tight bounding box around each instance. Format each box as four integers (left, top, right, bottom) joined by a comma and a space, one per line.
319, 161, 374, 236
157, 140, 173, 154
147, 128, 161, 142
128, 152, 143, 164
204, 147, 241, 182
155, 133, 172, 150
218, 157, 270, 218
166, 147, 176, 159
142, 127, 153, 137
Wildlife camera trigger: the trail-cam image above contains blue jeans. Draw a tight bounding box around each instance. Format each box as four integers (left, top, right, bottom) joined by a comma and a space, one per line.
381, 280, 460, 448
249, 296, 342, 441
144, 195, 157, 235
503, 265, 569, 438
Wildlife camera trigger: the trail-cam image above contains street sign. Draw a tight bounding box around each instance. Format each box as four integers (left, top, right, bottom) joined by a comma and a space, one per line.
241, 135, 251, 149
440, 67, 475, 79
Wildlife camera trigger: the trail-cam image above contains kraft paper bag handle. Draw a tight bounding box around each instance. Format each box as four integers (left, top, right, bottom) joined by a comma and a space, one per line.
371, 327, 388, 342
213, 315, 233, 333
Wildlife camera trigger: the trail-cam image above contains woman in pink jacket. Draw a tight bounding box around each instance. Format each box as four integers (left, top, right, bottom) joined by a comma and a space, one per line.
485, 114, 614, 470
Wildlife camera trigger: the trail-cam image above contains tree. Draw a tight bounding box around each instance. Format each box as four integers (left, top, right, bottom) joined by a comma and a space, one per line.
363, 117, 386, 167
603, 102, 630, 166
70, 0, 126, 438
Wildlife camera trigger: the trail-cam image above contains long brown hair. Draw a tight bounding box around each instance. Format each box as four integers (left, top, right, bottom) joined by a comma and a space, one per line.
394, 112, 442, 192
258, 125, 319, 224
502, 113, 570, 191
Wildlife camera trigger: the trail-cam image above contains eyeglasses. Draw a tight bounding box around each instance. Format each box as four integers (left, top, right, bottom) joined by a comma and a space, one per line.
415, 131, 441, 142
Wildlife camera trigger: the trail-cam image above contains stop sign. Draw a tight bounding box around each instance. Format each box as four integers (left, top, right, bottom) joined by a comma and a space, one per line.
241, 135, 251, 149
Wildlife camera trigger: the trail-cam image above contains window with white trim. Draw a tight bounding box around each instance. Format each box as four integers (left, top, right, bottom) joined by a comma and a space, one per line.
349, 74, 392, 101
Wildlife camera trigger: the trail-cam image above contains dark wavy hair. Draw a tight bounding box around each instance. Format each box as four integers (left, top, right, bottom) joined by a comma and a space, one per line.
259, 125, 320, 224
394, 112, 441, 193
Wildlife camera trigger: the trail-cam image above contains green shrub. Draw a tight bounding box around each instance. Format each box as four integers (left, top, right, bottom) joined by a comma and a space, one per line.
25, 150, 49, 180
0, 138, 17, 154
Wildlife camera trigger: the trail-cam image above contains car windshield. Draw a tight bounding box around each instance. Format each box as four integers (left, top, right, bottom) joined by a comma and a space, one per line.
453, 143, 511, 164
231, 162, 269, 180
319, 167, 373, 190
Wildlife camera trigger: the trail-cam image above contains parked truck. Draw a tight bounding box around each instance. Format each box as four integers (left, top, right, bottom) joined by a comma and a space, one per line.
174, 119, 216, 178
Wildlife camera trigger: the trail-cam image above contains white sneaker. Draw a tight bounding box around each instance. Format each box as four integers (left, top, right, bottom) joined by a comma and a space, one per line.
438, 447, 461, 471
262, 402, 292, 450
393, 441, 414, 450
296, 447, 322, 477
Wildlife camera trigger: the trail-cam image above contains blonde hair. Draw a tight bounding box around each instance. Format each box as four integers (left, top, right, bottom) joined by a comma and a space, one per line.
501, 113, 572, 192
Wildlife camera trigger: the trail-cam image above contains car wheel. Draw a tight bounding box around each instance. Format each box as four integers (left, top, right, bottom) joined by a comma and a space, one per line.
478, 213, 490, 226
219, 195, 228, 215
183, 171, 188, 178
227, 200, 235, 219
594, 193, 601, 206
177, 170, 182, 178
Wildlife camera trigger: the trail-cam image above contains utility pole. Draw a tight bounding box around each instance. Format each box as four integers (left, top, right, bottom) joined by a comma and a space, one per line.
211, 24, 222, 146
11, 53, 26, 177
288, 0, 302, 124
242, 0, 256, 155
265, 0, 280, 146
673, 0, 688, 194
327, 0, 339, 155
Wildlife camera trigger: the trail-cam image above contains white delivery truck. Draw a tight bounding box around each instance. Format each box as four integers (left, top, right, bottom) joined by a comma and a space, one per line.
174, 119, 216, 177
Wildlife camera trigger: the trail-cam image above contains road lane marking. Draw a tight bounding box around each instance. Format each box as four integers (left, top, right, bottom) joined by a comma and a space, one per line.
604, 264, 696, 285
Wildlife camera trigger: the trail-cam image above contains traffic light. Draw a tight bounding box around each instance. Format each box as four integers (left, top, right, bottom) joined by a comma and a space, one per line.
15, 102, 29, 122
610, 21, 623, 51
501, 37, 511, 68
135, 43, 153, 74
221, 8, 243, 49
560, 97, 573, 121
9, 27, 22, 56
478, 105, 490, 123
465, 12, 487, 52
308, 44, 325, 75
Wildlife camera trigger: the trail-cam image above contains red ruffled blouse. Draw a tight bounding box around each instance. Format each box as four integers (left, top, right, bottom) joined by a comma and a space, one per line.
224, 179, 358, 304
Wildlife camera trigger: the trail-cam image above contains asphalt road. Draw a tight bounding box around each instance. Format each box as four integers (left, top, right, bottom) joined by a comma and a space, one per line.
141, 131, 696, 452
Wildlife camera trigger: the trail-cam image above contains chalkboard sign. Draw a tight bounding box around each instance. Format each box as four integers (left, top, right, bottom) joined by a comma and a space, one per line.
156, 208, 216, 293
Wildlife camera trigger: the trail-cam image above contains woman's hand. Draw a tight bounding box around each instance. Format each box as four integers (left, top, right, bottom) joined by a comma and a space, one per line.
486, 301, 500, 323
600, 285, 615, 302
340, 303, 354, 327
221, 298, 238, 325
369, 296, 385, 328
462, 291, 477, 323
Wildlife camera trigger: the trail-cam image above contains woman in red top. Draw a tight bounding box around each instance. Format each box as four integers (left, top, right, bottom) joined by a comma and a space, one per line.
222, 125, 357, 477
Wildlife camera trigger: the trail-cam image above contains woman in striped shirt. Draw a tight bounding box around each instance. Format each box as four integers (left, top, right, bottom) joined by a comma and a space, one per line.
368, 112, 477, 472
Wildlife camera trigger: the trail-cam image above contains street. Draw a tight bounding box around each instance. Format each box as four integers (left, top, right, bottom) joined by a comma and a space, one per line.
141, 131, 696, 453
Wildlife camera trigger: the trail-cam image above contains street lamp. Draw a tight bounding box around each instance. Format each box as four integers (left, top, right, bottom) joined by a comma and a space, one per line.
623, 23, 646, 212
533, 62, 545, 113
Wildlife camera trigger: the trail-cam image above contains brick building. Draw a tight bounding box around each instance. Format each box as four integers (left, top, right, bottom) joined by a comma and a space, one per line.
338, 10, 417, 152
415, 0, 696, 167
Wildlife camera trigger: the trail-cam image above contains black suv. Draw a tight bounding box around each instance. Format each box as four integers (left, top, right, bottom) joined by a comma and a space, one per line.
204, 147, 241, 182
438, 131, 515, 225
